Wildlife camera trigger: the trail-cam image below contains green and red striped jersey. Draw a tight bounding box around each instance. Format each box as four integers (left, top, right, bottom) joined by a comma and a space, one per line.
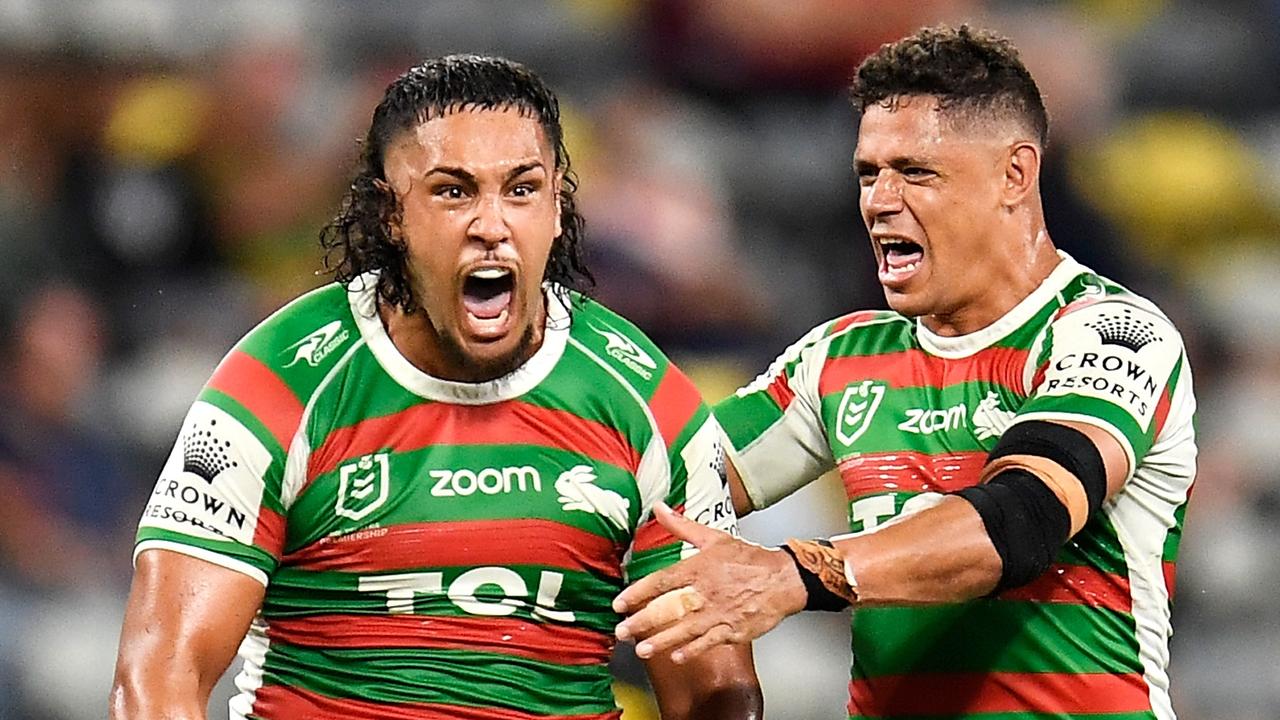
716, 254, 1196, 720
135, 276, 737, 720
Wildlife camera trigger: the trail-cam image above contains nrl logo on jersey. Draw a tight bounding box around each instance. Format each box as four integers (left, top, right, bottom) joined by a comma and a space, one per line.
336, 453, 390, 521
283, 320, 350, 368
592, 325, 656, 380
835, 380, 887, 446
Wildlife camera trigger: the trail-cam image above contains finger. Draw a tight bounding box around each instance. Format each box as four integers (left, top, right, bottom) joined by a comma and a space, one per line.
615, 586, 704, 641
613, 560, 698, 614
670, 623, 736, 665
651, 501, 724, 548
632, 612, 721, 660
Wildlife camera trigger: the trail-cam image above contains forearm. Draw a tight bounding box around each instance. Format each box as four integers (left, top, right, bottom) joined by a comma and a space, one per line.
647, 643, 762, 720
835, 495, 1002, 605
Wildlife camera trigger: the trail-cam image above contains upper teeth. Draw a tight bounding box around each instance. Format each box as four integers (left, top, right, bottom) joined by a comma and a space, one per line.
470, 268, 510, 280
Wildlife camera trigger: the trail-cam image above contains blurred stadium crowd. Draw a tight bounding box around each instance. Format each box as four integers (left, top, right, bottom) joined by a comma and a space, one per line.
1, 0, 1278, 718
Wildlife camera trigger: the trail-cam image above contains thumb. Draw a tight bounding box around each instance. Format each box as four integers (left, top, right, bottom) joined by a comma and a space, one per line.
652, 501, 721, 548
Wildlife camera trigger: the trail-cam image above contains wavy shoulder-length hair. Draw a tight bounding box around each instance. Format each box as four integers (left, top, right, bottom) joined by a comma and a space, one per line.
320, 54, 592, 312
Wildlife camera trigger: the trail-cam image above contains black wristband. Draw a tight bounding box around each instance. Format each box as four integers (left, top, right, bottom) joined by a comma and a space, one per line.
778, 543, 851, 612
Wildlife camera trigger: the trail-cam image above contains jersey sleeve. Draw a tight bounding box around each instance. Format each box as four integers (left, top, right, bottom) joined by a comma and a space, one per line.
1015, 299, 1187, 477
714, 322, 836, 510
134, 349, 301, 586
624, 365, 738, 582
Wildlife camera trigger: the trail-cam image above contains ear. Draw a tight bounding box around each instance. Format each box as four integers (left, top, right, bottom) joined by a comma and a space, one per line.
1002, 142, 1041, 207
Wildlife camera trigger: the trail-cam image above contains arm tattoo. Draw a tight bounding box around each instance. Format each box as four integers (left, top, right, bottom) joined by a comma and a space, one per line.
784, 538, 859, 605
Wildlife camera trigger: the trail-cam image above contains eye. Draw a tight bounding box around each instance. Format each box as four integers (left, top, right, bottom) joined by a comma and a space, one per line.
510, 183, 534, 197
902, 166, 935, 180
434, 184, 466, 200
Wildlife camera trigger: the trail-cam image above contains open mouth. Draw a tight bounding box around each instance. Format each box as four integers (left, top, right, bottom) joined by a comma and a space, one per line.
878, 239, 924, 285
461, 267, 515, 337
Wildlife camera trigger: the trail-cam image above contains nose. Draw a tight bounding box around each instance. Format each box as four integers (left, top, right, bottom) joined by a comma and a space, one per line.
863, 170, 904, 218
468, 193, 511, 248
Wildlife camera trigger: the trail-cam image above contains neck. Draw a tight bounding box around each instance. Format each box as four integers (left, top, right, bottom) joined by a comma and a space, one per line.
377, 300, 546, 383
922, 226, 1060, 337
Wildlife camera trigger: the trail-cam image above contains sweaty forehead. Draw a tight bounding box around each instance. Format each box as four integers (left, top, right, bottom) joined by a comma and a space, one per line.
386, 106, 553, 176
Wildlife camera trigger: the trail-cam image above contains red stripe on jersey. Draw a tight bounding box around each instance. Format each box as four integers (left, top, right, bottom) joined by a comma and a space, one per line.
820, 346, 1030, 396
848, 671, 1150, 717
253, 684, 622, 720
764, 371, 795, 411
308, 401, 641, 482
252, 505, 286, 560
1054, 296, 1104, 320
1163, 560, 1177, 597
1030, 360, 1049, 393
266, 614, 611, 665
208, 350, 303, 450
838, 451, 988, 498
1152, 383, 1173, 437
997, 563, 1132, 613
284, 518, 625, 578
649, 366, 704, 449
631, 503, 687, 554
830, 311, 884, 334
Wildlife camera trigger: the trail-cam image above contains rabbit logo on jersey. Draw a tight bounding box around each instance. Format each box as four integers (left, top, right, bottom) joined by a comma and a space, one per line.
556, 465, 631, 531
336, 453, 390, 521
836, 380, 886, 446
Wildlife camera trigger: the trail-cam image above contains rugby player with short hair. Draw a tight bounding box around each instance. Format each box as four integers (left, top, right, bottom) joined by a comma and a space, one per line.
110, 55, 761, 720
615, 25, 1196, 720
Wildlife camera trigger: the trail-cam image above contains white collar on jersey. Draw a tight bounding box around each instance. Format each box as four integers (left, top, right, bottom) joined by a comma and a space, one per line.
347, 273, 570, 404
916, 250, 1087, 359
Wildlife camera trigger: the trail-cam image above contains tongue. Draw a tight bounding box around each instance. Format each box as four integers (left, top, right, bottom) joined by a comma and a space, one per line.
463, 290, 511, 320
886, 247, 923, 269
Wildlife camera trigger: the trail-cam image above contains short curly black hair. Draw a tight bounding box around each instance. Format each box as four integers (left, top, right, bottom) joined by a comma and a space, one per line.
320, 54, 591, 312
851, 24, 1049, 149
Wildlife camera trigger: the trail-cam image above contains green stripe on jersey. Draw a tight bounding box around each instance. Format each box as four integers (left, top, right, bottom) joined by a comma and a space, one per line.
819, 380, 1025, 455
852, 602, 1143, 677
1016, 394, 1151, 460
137, 527, 277, 576
1163, 502, 1188, 563
285, 444, 641, 552
825, 318, 916, 359
261, 643, 616, 716
235, 283, 355, 402
718, 391, 787, 454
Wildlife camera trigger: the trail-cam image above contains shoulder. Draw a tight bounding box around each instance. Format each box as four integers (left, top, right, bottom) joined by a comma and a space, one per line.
199, 282, 360, 448
565, 292, 678, 392
564, 292, 708, 443
234, 282, 359, 375
1051, 271, 1182, 345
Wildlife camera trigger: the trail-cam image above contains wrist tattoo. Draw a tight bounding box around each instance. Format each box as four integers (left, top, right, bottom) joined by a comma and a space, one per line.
780, 538, 858, 610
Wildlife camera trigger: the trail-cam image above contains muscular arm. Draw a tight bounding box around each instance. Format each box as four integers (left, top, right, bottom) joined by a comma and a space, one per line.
616, 420, 1129, 658
109, 550, 266, 720
645, 643, 762, 720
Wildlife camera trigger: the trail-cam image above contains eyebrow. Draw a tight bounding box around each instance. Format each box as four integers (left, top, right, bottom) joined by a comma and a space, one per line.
425, 161, 546, 184
853, 156, 936, 173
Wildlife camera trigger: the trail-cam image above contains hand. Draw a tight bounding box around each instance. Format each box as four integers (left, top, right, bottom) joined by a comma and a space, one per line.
613, 502, 807, 663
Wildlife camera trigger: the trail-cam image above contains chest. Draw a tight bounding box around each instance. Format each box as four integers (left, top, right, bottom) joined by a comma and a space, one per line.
818, 348, 1030, 510
281, 401, 644, 573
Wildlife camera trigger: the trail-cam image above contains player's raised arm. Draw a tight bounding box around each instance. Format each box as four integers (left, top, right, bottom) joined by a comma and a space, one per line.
110, 551, 265, 720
